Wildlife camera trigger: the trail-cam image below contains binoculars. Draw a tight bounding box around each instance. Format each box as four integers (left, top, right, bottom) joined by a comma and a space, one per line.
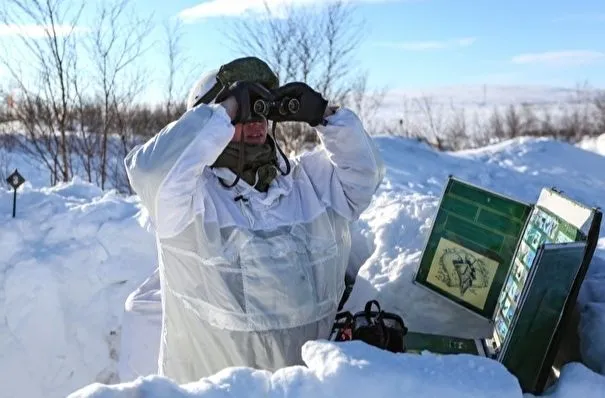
253, 97, 300, 118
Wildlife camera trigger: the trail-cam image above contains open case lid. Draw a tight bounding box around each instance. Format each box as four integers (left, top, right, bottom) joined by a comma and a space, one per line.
532, 190, 602, 393
535, 188, 595, 238
413, 176, 532, 320
498, 241, 588, 393
488, 187, 596, 344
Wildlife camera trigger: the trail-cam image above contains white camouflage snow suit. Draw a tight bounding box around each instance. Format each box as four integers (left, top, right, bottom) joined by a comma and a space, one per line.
124, 102, 384, 383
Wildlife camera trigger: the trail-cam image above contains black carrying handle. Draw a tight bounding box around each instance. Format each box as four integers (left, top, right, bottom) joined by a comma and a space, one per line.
363, 300, 390, 347
364, 300, 382, 323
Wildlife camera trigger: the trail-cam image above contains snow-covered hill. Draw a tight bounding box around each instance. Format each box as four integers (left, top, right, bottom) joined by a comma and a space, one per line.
1, 134, 605, 398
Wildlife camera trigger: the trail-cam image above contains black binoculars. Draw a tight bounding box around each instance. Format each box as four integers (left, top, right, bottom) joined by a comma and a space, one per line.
253, 97, 300, 118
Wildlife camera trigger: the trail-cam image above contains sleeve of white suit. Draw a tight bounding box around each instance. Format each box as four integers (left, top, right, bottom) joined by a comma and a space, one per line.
297, 107, 385, 221
124, 103, 234, 238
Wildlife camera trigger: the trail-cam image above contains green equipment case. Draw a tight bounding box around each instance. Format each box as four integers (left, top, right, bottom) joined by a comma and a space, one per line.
410, 176, 602, 394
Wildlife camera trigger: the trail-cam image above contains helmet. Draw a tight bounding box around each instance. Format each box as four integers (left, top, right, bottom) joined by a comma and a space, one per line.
186, 56, 279, 110
186, 69, 219, 110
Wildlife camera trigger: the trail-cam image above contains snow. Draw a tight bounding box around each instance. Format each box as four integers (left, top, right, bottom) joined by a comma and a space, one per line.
577, 255, 605, 375
70, 340, 523, 398
0, 178, 158, 398
1, 133, 605, 398
526, 363, 605, 398
578, 134, 605, 157
117, 269, 162, 382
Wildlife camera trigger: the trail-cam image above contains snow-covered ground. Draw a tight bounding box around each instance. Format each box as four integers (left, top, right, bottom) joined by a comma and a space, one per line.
1, 132, 605, 398
0, 179, 158, 397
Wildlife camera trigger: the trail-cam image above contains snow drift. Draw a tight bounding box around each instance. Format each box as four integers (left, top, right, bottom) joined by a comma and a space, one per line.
578, 133, 605, 157
0, 179, 158, 398
1, 135, 605, 398
71, 339, 525, 398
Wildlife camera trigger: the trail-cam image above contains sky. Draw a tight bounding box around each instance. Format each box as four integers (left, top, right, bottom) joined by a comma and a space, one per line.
1, 0, 604, 103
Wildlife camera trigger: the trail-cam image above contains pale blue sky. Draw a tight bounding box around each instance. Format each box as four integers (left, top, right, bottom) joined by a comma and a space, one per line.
2, 0, 604, 101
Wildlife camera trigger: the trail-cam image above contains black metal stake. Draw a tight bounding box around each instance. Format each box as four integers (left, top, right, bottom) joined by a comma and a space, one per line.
12, 188, 17, 218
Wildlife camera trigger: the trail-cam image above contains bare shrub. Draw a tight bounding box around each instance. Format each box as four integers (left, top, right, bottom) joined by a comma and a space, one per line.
414, 96, 450, 150
594, 91, 605, 135
538, 108, 558, 138
444, 104, 468, 150
386, 97, 419, 138
504, 105, 523, 138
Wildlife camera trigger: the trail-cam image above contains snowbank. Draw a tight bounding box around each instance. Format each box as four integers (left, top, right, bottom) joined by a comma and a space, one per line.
578, 255, 605, 374
578, 134, 605, 157
2, 135, 605, 398
117, 268, 162, 382
69, 340, 525, 398
0, 178, 157, 398
525, 363, 605, 398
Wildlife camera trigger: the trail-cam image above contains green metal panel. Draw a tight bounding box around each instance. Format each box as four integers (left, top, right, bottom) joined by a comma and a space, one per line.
415, 177, 532, 319
449, 182, 530, 220
499, 242, 586, 393
405, 332, 481, 355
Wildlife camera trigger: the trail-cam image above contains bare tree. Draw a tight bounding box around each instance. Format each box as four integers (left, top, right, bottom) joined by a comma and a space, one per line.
488, 107, 506, 140
346, 72, 387, 134
415, 96, 448, 150
162, 18, 195, 122
387, 97, 418, 138
470, 110, 491, 148
558, 82, 599, 141
520, 104, 539, 136
109, 71, 148, 193
538, 108, 557, 138
71, 68, 101, 184
221, 0, 368, 152
0, 86, 13, 122
594, 91, 605, 135
504, 105, 523, 138
163, 20, 180, 121
86, 0, 152, 189
558, 105, 592, 142
317, 1, 364, 103
445, 102, 468, 150
0, 90, 18, 181
1, 0, 84, 184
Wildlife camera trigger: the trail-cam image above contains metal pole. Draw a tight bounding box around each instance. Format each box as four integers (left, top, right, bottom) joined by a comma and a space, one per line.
12, 188, 16, 218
